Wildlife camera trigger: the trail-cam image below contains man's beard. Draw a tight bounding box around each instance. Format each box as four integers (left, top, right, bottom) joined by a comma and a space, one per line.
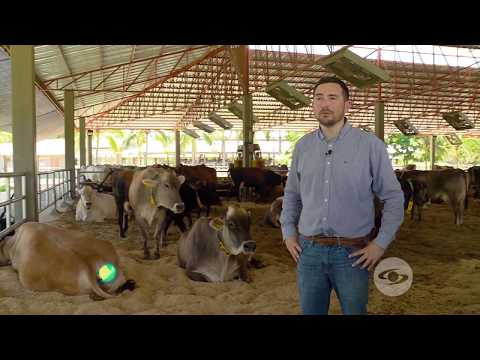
316, 112, 344, 128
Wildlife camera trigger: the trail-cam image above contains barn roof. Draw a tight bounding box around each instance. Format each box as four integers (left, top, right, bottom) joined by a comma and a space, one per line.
1, 45, 480, 138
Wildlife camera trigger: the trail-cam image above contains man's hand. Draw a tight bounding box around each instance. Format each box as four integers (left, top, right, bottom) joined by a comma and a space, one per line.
285, 235, 301, 263
349, 242, 385, 271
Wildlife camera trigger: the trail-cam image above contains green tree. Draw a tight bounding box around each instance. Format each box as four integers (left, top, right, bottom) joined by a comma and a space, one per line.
0, 131, 12, 143
458, 138, 480, 166
104, 130, 136, 164
154, 131, 173, 150
385, 134, 421, 166
277, 131, 304, 165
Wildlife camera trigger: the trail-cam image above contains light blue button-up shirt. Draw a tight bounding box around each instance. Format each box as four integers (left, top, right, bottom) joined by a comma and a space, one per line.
280, 120, 404, 249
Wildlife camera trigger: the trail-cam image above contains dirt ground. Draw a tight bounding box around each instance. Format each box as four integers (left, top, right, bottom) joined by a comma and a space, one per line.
0, 197, 479, 315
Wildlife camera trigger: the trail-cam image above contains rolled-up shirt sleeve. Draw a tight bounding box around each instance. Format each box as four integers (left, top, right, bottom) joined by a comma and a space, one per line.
280, 143, 303, 240
370, 139, 405, 249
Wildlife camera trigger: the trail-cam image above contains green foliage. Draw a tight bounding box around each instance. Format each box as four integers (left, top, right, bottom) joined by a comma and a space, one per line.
106, 136, 120, 153
0, 131, 12, 143
154, 131, 173, 149
385, 134, 480, 168
201, 133, 213, 146
180, 134, 192, 152
385, 134, 420, 165
277, 131, 305, 165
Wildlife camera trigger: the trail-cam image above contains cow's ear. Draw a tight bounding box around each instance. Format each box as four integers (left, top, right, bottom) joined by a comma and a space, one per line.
142, 179, 158, 188
209, 217, 224, 231
177, 175, 185, 185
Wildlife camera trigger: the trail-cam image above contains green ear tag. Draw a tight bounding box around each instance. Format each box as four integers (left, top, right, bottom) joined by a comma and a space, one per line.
97, 263, 117, 284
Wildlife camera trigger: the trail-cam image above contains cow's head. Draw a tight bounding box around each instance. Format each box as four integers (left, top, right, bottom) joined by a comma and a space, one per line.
210, 205, 256, 256
78, 184, 95, 210
142, 169, 185, 214
412, 180, 429, 206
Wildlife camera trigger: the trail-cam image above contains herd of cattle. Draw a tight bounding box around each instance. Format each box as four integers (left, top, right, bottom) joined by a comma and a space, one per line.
395, 165, 480, 225
0, 164, 285, 299
0, 161, 479, 301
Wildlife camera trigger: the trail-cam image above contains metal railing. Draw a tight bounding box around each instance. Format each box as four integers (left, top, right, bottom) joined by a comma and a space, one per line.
0, 172, 27, 239
36, 169, 73, 214
75, 168, 114, 191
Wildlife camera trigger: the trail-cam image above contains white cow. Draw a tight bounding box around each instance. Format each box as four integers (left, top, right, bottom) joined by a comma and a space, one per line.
76, 184, 117, 222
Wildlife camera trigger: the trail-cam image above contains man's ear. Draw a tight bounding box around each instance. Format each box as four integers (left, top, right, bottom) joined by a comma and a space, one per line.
209, 217, 224, 231
142, 179, 158, 188
344, 99, 351, 114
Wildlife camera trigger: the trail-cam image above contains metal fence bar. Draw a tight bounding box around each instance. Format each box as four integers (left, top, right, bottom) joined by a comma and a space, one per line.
36, 169, 75, 214
0, 172, 27, 239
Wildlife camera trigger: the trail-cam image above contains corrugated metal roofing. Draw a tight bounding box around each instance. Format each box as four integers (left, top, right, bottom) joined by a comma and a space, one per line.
1, 45, 480, 138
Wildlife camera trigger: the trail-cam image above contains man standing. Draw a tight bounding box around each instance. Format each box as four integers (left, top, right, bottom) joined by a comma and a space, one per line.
280, 76, 404, 315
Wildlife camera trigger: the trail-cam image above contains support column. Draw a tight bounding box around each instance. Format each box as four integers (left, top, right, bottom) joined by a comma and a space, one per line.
375, 101, 385, 142
430, 135, 436, 170
175, 130, 181, 167
95, 129, 100, 164
279, 130, 282, 153
243, 93, 254, 167
192, 138, 197, 165
87, 129, 93, 166
229, 45, 253, 167
79, 117, 86, 167
64, 89, 76, 199
144, 130, 149, 166
11, 45, 38, 222
222, 131, 226, 166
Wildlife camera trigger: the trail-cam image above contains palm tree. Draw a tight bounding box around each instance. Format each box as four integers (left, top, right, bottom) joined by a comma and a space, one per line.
277, 131, 304, 165
132, 131, 147, 165
104, 130, 136, 165
154, 131, 173, 150
0, 131, 12, 143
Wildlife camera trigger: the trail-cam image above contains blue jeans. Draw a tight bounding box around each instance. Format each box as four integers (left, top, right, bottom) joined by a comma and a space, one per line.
296, 235, 369, 315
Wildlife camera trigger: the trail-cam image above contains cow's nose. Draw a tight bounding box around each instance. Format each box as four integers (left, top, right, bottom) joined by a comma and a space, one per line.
243, 241, 256, 253
173, 202, 185, 214
86, 202, 92, 208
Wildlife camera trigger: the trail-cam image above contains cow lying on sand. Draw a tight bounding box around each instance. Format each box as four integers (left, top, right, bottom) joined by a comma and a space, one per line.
76, 183, 117, 222
263, 196, 283, 228
0, 222, 135, 300
177, 205, 261, 283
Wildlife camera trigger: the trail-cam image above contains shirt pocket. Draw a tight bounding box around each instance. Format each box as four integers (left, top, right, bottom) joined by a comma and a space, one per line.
334, 152, 372, 199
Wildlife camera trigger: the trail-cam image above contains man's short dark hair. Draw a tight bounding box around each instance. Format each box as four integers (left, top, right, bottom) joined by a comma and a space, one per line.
313, 76, 350, 100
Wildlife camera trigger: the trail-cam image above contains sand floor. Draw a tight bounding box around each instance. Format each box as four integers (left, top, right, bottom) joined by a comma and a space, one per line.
0, 198, 479, 315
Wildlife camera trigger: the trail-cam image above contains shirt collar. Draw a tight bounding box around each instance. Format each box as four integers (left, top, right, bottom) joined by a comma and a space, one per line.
316, 117, 352, 142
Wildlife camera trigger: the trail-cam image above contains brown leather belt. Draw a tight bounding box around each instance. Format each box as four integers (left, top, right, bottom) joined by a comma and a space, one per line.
302, 232, 373, 247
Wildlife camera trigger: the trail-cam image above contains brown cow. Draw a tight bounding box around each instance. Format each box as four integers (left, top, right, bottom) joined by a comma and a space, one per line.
177, 205, 257, 283
400, 169, 468, 225
176, 164, 221, 215
0, 222, 135, 299
229, 167, 283, 202
128, 167, 185, 259
263, 196, 283, 228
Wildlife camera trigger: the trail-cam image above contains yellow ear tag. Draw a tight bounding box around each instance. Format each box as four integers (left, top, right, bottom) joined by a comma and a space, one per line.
149, 192, 156, 208
407, 200, 413, 213
210, 217, 224, 231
